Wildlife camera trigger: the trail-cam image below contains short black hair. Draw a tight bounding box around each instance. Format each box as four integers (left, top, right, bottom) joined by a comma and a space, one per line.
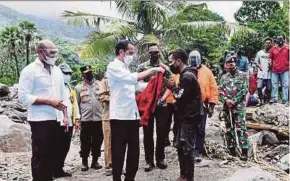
274, 33, 286, 40
264, 37, 273, 42
115, 40, 131, 56
168, 48, 188, 64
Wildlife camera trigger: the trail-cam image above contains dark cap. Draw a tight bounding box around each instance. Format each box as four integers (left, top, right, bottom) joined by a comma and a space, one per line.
80, 65, 93, 73
225, 56, 237, 63
58, 63, 72, 73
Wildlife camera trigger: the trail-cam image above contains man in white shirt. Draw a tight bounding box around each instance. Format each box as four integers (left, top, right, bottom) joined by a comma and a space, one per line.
106, 40, 165, 181
255, 37, 273, 104
53, 63, 80, 178
18, 40, 68, 181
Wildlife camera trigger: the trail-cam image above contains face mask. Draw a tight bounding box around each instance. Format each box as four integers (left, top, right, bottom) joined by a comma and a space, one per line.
63, 74, 71, 84
150, 53, 160, 63
169, 62, 179, 74
277, 38, 284, 46
85, 72, 94, 82
44, 56, 57, 65
190, 56, 201, 68
124, 55, 134, 66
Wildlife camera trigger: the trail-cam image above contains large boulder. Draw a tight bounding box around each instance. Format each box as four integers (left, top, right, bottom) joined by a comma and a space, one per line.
262, 130, 279, 145
0, 100, 27, 123
252, 104, 289, 127
0, 115, 31, 152
0, 83, 10, 97
219, 167, 279, 181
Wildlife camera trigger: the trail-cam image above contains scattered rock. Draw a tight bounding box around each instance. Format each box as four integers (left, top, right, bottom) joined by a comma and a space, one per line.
219, 167, 279, 181
0, 84, 9, 97
252, 104, 289, 127
262, 131, 279, 145
277, 153, 289, 173
205, 125, 224, 145
0, 115, 31, 152
264, 145, 289, 159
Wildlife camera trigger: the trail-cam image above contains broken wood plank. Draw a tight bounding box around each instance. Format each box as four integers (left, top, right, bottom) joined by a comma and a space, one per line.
246, 122, 289, 137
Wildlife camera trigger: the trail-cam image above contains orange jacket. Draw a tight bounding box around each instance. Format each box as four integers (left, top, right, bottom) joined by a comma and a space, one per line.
197, 65, 219, 104
166, 74, 180, 104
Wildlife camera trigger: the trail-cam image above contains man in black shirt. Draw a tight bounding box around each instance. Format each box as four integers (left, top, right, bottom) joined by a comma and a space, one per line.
164, 48, 202, 181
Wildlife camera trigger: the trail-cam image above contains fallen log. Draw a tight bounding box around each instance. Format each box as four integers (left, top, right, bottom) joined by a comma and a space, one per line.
246, 122, 289, 137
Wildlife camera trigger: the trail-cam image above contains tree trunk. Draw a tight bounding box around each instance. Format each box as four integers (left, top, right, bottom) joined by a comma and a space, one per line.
26, 42, 30, 65
13, 53, 20, 79
246, 121, 289, 137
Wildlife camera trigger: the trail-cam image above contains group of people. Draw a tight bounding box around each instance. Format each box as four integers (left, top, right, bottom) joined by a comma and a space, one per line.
220, 34, 289, 107
17, 35, 288, 181
248, 35, 289, 106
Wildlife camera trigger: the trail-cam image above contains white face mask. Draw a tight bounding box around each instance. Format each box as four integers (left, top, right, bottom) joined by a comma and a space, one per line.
124, 55, 134, 66
63, 74, 71, 84
44, 56, 57, 65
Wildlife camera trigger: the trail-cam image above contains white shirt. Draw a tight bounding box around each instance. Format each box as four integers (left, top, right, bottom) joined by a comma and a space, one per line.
18, 58, 66, 122
106, 58, 140, 120
58, 84, 80, 126
255, 50, 271, 79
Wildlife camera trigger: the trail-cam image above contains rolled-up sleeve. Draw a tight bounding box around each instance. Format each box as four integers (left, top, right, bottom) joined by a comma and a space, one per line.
18, 68, 37, 106
107, 63, 138, 85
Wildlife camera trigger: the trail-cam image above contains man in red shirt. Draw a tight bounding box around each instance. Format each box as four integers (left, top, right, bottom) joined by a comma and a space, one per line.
269, 34, 289, 104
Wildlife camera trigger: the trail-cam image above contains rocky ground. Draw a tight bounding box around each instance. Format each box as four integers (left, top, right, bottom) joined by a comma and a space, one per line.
0, 84, 289, 181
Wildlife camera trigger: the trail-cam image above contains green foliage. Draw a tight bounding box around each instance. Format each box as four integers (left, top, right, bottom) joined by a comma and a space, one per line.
234, 1, 280, 23
231, 0, 289, 60
229, 30, 263, 59
63, 1, 249, 64
249, 0, 289, 42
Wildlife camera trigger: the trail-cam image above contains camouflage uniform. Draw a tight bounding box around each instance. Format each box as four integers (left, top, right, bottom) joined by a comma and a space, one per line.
219, 70, 249, 150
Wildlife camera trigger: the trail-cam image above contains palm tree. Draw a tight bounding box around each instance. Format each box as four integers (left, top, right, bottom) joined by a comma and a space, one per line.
63, 1, 253, 61
19, 21, 40, 65
0, 26, 22, 78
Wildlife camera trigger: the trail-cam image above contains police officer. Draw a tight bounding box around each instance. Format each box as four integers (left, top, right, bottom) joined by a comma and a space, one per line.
75, 65, 103, 171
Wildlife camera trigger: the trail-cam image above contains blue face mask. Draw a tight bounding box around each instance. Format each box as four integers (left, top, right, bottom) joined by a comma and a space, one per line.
190, 56, 201, 68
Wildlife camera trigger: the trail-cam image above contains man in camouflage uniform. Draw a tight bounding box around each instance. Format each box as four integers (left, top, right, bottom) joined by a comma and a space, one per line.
219, 56, 249, 161
137, 43, 172, 172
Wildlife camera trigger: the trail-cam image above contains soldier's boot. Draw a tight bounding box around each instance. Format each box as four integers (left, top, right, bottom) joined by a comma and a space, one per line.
91, 157, 102, 170
81, 157, 89, 171
240, 149, 248, 161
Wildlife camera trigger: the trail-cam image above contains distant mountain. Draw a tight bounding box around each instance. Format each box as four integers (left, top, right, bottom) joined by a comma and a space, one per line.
0, 5, 93, 40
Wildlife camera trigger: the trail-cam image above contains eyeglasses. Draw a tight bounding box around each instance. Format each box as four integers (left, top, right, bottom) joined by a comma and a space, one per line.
149, 51, 159, 55
41, 49, 58, 54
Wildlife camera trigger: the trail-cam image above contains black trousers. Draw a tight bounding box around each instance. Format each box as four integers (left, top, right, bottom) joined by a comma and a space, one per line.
143, 106, 169, 164
54, 124, 73, 173
29, 120, 58, 181
165, 103, 175, 141
79, 121, 103, 159
177, 146, 195, 181
176, 124, 197, 181
195, 112, 207, 155
111, 120, 139, 181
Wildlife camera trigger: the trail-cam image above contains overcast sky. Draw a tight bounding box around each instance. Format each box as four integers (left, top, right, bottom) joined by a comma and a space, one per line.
0, 1, 242, 22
